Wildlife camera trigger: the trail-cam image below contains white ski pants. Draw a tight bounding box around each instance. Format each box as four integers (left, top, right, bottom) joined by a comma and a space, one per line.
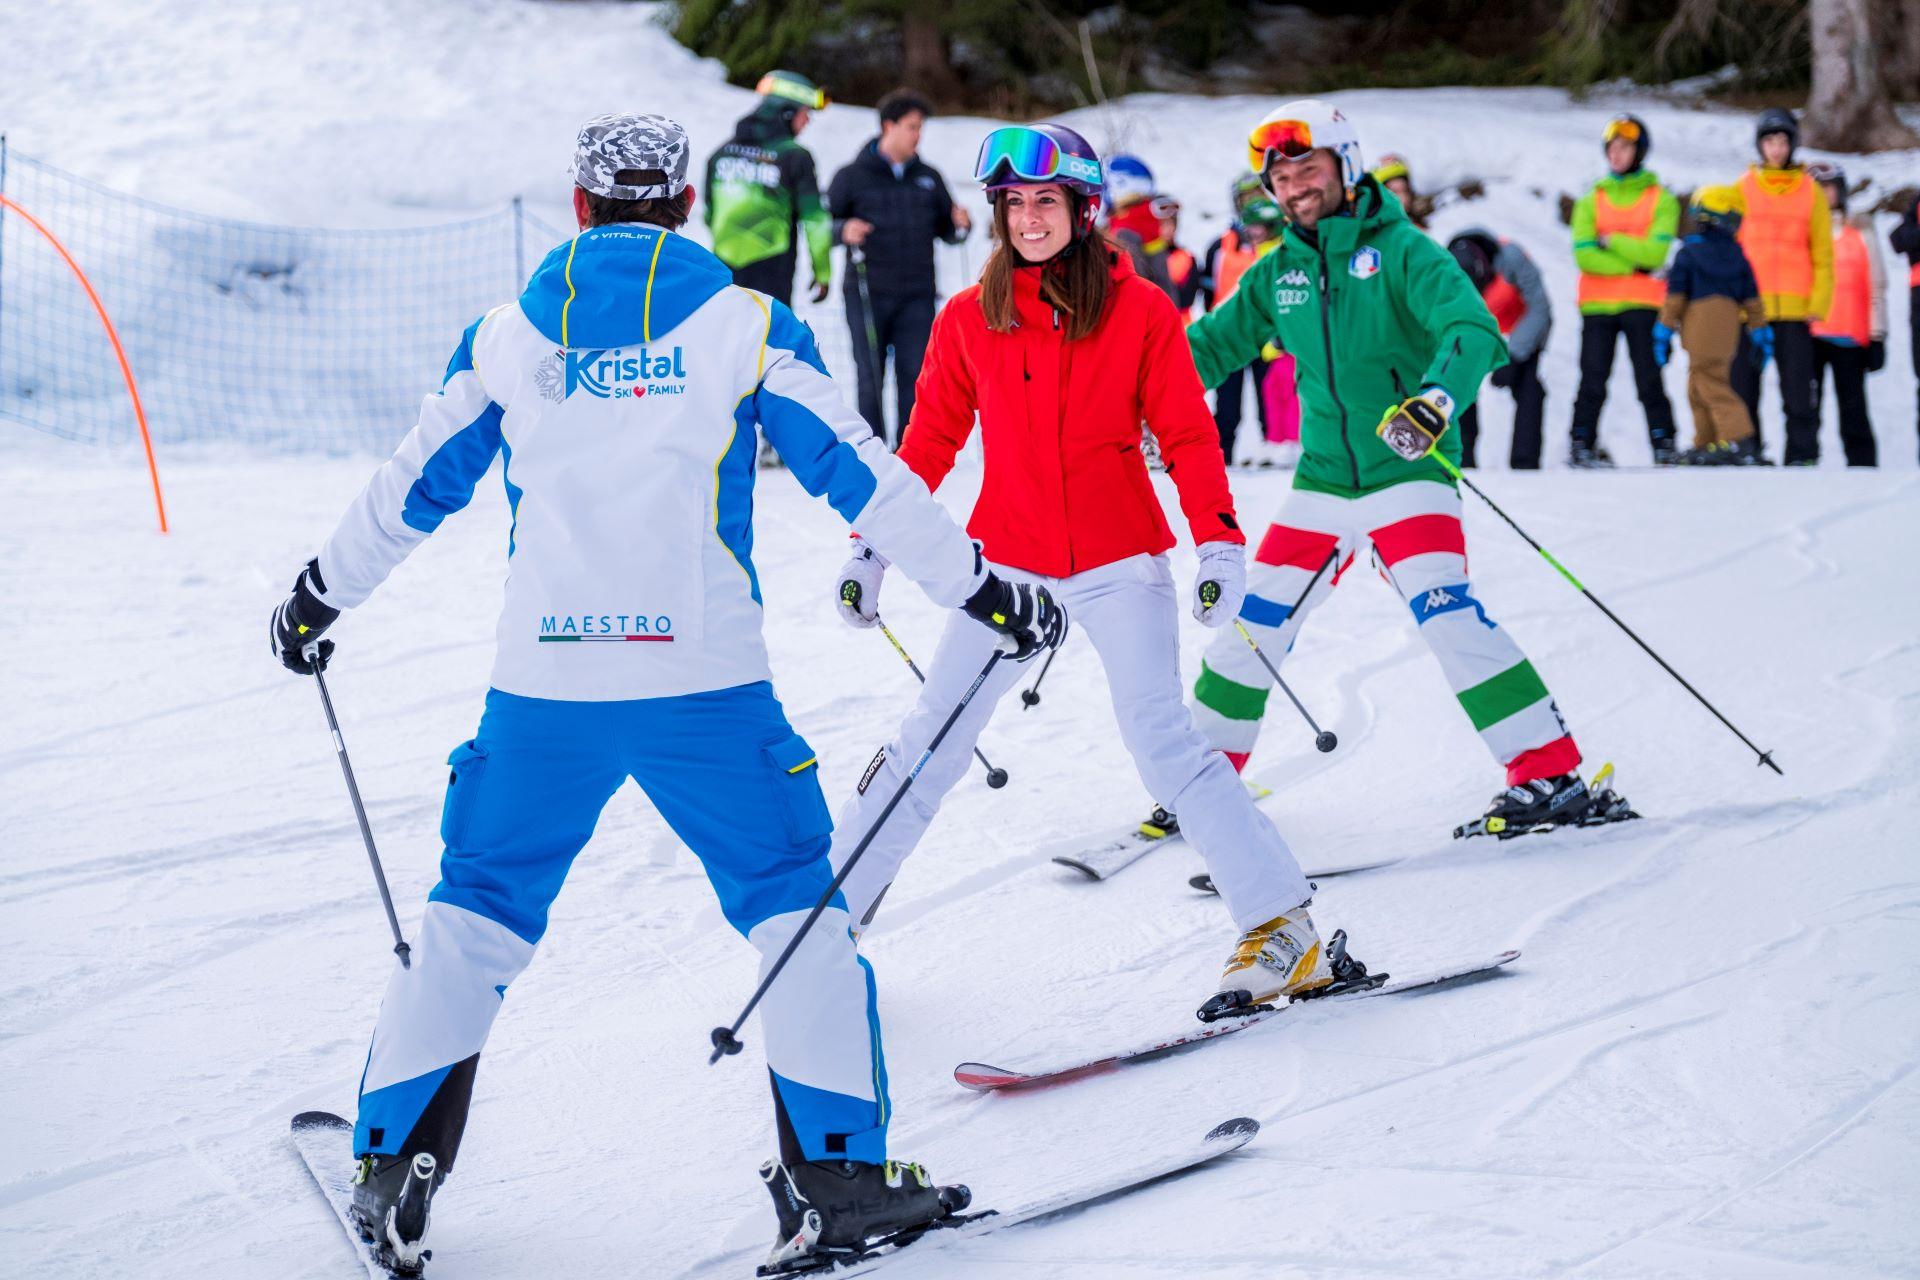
831, 553, 1313, 934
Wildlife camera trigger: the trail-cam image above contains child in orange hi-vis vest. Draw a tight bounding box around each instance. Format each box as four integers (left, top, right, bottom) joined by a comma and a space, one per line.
1733, 108, 1833, 464
1654, 187, 1771, 466
1807, 161, 1887, 466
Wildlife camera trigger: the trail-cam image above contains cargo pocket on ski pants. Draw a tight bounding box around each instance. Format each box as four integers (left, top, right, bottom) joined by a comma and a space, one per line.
762, 732, 833, 845
440, 740, 490, 850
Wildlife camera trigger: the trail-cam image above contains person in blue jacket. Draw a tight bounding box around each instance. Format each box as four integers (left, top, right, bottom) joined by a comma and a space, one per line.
1655, 186, 1773, 466
265, 112, 1063, 1275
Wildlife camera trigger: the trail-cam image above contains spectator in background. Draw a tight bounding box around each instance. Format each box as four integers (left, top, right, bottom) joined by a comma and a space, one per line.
1734, 108, 1832, 466
1157, 195, 1202, 314
704, 70, 834, 307
1200, 186, 1284, 465
1806, 162, 1885, 466
1103, 154, 1176, 298
1371, 153, 1430, 229
1448, 228, 1551, 469
1569, 114, 1680, 467
1654, 187, 1771, 466
827, 88, 971, 447
1892, 191, 1920, 461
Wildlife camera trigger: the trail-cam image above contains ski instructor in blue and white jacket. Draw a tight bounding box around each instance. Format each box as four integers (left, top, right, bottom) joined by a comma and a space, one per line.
267, 113, 1063, 1275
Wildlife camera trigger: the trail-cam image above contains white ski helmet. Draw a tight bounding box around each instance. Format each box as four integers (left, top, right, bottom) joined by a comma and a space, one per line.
1248, 99, 1364, 193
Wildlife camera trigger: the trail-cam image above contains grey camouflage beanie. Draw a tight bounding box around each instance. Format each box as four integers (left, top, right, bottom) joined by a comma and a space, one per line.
571, 113, 691, 199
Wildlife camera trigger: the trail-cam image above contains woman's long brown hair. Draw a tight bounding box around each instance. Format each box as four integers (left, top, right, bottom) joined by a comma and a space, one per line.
978, 190, 1114, 343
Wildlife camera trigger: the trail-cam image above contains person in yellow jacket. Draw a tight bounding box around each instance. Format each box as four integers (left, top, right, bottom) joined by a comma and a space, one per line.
1807, 161, 1886, 466
1569, 114, 1681, 467
1733, 108, 1833, 465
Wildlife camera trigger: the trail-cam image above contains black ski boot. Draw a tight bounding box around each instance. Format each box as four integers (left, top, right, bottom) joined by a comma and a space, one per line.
1652, 440, 1680, 466
1569, 443, 1615, 469
1455, 772, 1591, 839
759, 1157, 971, 1275
349, 1151, 443, 1276
1138, 804, 1179, 839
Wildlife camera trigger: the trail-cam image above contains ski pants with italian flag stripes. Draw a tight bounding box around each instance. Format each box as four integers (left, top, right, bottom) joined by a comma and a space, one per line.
1193, 480, 1581, 785
830, 553, 1313, 936
352, 681, 893, 1173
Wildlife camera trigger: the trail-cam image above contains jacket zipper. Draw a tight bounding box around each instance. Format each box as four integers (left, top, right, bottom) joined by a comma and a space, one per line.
1316, 245, 1361, 490
1052, 306, 1076, 575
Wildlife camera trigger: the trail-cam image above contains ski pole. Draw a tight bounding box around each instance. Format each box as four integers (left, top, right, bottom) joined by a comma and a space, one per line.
850, 247, 889, 447
876, 616, 1008, 788
1228, 622, 1337, 753
1020, 642, 1060, 709
1429, 451, 1782, 774
305, 649, 413, 967
710, 647, 1011, 1063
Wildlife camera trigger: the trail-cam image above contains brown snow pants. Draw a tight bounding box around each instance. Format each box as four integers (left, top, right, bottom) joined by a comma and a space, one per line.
1679, 298, 1754, 447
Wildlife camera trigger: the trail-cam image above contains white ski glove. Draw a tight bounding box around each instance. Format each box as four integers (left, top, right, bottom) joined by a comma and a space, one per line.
834, 538, 888, 628
1192, 541, 1246, 627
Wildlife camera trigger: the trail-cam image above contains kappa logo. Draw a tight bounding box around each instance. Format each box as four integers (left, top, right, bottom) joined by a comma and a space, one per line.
1349, 247, 1382, 280
1274, 265, 1313, 312
1424, 588, 1457, 610
536, 346, 689, 402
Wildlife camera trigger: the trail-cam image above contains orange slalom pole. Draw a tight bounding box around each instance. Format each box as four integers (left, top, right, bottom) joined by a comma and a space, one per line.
1, 193, 169, 533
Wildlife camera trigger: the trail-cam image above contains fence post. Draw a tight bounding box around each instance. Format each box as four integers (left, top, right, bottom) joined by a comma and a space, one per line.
512, 196, 525, 288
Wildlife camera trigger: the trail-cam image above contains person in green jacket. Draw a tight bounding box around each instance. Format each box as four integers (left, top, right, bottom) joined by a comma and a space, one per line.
704, 70, 834, 308
1153, 99, 1613, 841
1568, 115, 1681, 466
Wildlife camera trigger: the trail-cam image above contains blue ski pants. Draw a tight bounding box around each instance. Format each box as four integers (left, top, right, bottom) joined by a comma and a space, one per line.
353, 681, 891, 1169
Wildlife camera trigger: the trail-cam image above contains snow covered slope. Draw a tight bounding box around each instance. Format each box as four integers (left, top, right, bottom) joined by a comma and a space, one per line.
4, 454, 1918, 1278
4, 1, 1920, 1275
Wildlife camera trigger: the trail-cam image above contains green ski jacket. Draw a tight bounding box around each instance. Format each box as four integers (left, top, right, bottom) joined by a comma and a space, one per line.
704, 108, 833, 284
1186, 177, 1506, 497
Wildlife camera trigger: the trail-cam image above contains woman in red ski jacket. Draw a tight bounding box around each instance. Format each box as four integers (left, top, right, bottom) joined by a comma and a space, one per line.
829, 124, 1335, 1019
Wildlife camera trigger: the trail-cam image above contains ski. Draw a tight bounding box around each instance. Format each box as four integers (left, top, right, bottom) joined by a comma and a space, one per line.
954, 948, 1519, 1092
1187, 850, 1404, 896
290, 1111, 420, 1280
1048, 779, 1274, 880
754, 1117, 1259, 1276
1452, 763, 1640, 841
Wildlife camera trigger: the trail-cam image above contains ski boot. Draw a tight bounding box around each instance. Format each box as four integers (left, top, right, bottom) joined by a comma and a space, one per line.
759, 1156, 971, 1275
1652, 440, 1680, 466
1453, 771, 1590, 840
349, 1150, 443, 1277
1569, 443, 1616, 469
1198, 902, 1339, 1021
1138, 804, 1179, 840
1574, 762, 1641, 829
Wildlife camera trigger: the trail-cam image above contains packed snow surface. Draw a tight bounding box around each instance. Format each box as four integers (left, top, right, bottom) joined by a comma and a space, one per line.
5, 1, 1920, 1276
5, 456, 1919, 1278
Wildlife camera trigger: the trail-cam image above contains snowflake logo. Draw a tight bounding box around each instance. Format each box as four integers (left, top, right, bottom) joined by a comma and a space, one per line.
535, 352, 565, 403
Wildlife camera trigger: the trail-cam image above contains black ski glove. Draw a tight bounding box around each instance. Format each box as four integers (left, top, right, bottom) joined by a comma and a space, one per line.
1867, 339, 1886, 373
962, 572, 1067, 661
270, 558, 340, 675
1489, 364, 1517, 390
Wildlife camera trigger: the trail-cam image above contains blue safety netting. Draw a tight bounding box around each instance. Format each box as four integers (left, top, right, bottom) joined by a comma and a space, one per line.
0, 146, 875, 453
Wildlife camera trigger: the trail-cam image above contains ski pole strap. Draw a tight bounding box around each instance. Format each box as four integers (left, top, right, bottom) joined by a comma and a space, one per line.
1432, 453, 1587, 593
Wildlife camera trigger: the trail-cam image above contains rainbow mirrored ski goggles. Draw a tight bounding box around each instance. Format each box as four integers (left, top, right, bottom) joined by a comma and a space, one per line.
974, 127, 1103, 190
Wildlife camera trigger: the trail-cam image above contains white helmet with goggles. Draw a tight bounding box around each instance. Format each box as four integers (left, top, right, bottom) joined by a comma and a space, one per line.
1247, 100, 1364, 193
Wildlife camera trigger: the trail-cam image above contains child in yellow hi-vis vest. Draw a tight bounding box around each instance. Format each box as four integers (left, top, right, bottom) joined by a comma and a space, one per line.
1654, 187, 1773, 465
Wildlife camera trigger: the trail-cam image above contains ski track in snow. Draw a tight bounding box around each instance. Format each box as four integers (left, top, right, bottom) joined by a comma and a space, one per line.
5, 453, 1919, 1279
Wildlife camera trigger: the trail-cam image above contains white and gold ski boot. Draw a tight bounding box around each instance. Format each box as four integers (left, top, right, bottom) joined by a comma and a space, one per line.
1198, 903, 1334, 1021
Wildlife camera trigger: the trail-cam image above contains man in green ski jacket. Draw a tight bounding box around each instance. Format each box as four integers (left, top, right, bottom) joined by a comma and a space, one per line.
1154, 99, 1620, 842
704, 70, 834, 308
1568, 114, 1681, 466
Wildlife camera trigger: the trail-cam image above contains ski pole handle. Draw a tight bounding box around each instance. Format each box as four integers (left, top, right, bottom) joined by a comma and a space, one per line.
307, 649, 413, 967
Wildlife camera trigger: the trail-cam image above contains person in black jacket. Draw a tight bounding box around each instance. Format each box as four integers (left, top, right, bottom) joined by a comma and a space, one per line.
827, 89, 971, 446
1892, 192, 1920, 460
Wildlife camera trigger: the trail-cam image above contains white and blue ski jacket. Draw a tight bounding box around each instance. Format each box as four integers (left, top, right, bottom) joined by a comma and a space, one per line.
314, 223, 980, 700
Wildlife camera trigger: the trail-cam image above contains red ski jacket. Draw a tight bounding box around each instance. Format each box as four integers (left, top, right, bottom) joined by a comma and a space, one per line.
898, 249, 1243, 578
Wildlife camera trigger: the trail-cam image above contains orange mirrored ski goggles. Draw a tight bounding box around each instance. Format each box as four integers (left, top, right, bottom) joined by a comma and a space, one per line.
1247, 118, 1319, 172
1603, 117, 1642, 145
